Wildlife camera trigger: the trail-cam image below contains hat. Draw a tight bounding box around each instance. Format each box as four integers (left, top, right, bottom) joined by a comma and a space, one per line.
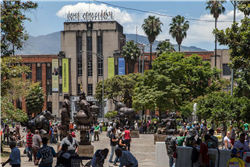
231, 148, 242, 156
124, 126, 128, 129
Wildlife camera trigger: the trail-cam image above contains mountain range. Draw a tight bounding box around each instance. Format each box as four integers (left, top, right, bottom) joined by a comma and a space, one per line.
15, 31, 206, 55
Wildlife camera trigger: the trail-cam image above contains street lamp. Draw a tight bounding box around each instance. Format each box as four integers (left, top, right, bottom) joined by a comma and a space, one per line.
81, 50, 120, 121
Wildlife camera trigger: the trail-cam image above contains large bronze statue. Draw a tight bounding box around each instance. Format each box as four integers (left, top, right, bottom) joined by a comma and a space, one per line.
21, 109, 54, 133
115, 101, 135, 130
158, 112, 178, 135
74, 92, 99, 145
61, 94, 71, 138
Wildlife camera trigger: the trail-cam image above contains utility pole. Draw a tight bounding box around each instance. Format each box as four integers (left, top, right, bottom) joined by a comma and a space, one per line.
231, 0, 237, 96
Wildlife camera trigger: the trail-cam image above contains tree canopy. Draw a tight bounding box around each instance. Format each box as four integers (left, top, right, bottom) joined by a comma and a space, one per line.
95, 73, 141, 108
133, 52, 222, 117
104, 111, 117, 121
26, 84, 45, 114
156, 41, 175, 57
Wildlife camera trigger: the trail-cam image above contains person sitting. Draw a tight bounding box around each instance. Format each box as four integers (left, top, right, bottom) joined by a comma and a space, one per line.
227, 148, 246, 167
115, 148, 138, 167
56, 144, 72, 167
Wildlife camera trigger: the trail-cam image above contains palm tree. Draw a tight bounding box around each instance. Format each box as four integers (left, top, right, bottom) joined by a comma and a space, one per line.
169, 15, 189, 52
142, 16, 163, 69
206, 0, 226, 67
121, 40, 140, 74
156, 41, 175, 57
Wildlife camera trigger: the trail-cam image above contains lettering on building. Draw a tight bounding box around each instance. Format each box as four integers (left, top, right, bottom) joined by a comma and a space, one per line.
66, 10, 114, 21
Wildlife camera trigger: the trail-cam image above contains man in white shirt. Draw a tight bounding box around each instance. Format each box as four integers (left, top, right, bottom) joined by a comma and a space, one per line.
2, 141, 21, 167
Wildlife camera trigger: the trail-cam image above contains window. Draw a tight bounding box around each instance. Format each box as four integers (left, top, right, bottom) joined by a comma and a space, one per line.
88, 84, 93, 96
223, 64, 231, 75
87, 37, 92, 77
87, 53, 93, 77
36, 66, 42, 80
26, 64, 32, 80
59, 66, 62, 79
47, 84, 52, 95
47, 102, 52, 113
47, 65, 52, 79
59, 84, 62, 96
78, 84, 81, 94
77, 37, 82, 77
97, 36, 103, 76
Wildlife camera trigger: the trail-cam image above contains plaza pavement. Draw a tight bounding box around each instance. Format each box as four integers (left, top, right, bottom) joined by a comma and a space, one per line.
1, 129, 156, 167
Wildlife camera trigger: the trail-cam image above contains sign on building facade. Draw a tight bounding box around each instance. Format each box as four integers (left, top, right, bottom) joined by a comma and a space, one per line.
108, 57, 114, 78
66, 10, 114, 22
62, 58, 69, 93
52, 59, 58, 92
118, 57, 125, 75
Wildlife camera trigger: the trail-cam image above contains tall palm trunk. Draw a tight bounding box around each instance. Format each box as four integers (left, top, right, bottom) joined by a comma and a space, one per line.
150, 43, 152, 69
178, 44, 181, 52
214, 17, 217, 67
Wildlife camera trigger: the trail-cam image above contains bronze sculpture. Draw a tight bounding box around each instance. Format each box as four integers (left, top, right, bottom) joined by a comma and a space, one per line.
61, 94, 71, 138
158, 112, 178, 135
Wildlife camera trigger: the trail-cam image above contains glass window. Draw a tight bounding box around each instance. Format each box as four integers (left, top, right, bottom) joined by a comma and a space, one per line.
98, 57, 103, 76
223, 64, 231, 75
97, 36, 103, 76
47, 84, 52, 95
47, 65, 52, 79
47, 102, 52, 113
87, 37, 92, 51
97, 36, 103, 53
78, 84, 81, 95
77, 37, 82, 77
87, 53, 93, 77
59, 84, 62, 96
26, 64, 32, 80
36, 66, 42, 80
88, 84, 93, 96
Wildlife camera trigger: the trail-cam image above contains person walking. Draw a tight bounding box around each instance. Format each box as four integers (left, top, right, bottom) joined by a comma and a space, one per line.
32, 130, 42, 165
2, 141, 21, 167
115, 148, 138, 167
109, 128, 118, 163
224, 131, 232, 150
94, 123, 100, 141
107, 124, 112, 138
3, 124, 10, 145
89, 124, 94, 142
35, 137, 57, 167
59, 131, 79, 154
99, 122, 103, 133
26, 129, 33, 162
165, 129, 177, 167
124, 126, 131, 151
199, 135, 211, 167
230, 125, 236, 146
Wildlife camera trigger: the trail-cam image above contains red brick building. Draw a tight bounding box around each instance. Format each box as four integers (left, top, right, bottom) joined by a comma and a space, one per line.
14, 54, 57, 116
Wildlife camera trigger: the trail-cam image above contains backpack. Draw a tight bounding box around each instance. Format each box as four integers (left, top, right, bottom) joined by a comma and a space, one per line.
191, 147, 199, 163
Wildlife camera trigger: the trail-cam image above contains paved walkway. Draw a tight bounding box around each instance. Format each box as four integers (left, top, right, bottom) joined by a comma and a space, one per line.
1, 130, 156, 167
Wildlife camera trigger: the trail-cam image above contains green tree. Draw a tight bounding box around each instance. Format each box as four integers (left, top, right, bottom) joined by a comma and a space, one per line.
142, 15, 163, 69
237, 1, 250, 17
25, 83, 45, 115
133, 52, 222, 119
1, 0, 38, 57
1, 56, 30, 97
121, 40, 140, 73
95, 73, 141, 107
104, 111, 117, 121
206, 0, 226, 67
156, 41, 175, 57
169, 15, 189, 52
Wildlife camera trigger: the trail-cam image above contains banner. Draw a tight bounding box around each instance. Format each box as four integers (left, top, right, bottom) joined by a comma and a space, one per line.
62, 58, 69, 93
118, 57, 125, 75
108, 57, 114, 78
52, 59, 58, 92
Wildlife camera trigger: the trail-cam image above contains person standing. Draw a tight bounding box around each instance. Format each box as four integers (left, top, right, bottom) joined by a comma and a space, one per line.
165, 129, 177, 167
224, 131, 232, 150
208, 129, 218, 149
234, 133, 249, 158
147, 121, 150, 133
244, 122, 249, 131
26, 129, 33, 161
99, 122, 103, 133
3, 124, 10, 145
221, 122, 227, 145
115, 148, 138, 167
176, 130, 186, 146
182, 123, 187, 131
199, 134, 211, 167
142, 121, 147, 134
35, 137, 57, 167
59, 131, 79, 154
124, 126, 131, 151
32, 130, 42, 165
227, 148, 246, 167
54, 124, 58, 142
230, 125, 236, 146
185, 129, 196, 147
50, 126, 55, 144
2, 141, 21, 167
15, 124, 20, 134
107, 124, 112, 138
89, 124, 94, 142
94, 123, 100, 141
109, 128, 118, 163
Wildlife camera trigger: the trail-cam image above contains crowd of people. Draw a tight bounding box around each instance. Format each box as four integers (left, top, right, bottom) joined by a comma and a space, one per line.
165, 120, 250, 167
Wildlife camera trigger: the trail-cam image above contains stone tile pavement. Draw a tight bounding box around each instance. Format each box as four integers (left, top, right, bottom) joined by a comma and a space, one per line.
1, 130, 156, 167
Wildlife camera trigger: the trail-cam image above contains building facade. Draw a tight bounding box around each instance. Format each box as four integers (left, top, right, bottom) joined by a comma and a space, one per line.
52, 21, 125, 118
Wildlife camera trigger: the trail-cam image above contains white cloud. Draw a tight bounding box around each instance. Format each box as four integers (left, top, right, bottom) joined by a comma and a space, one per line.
56, 2, 133, 24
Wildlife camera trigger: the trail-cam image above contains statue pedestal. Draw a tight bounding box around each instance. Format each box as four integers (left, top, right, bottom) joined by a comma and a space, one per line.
131, 130, 139, 138
77, 144, 94, 157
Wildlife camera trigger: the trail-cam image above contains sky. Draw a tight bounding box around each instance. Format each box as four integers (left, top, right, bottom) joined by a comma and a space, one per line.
24, 0, 245, 51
